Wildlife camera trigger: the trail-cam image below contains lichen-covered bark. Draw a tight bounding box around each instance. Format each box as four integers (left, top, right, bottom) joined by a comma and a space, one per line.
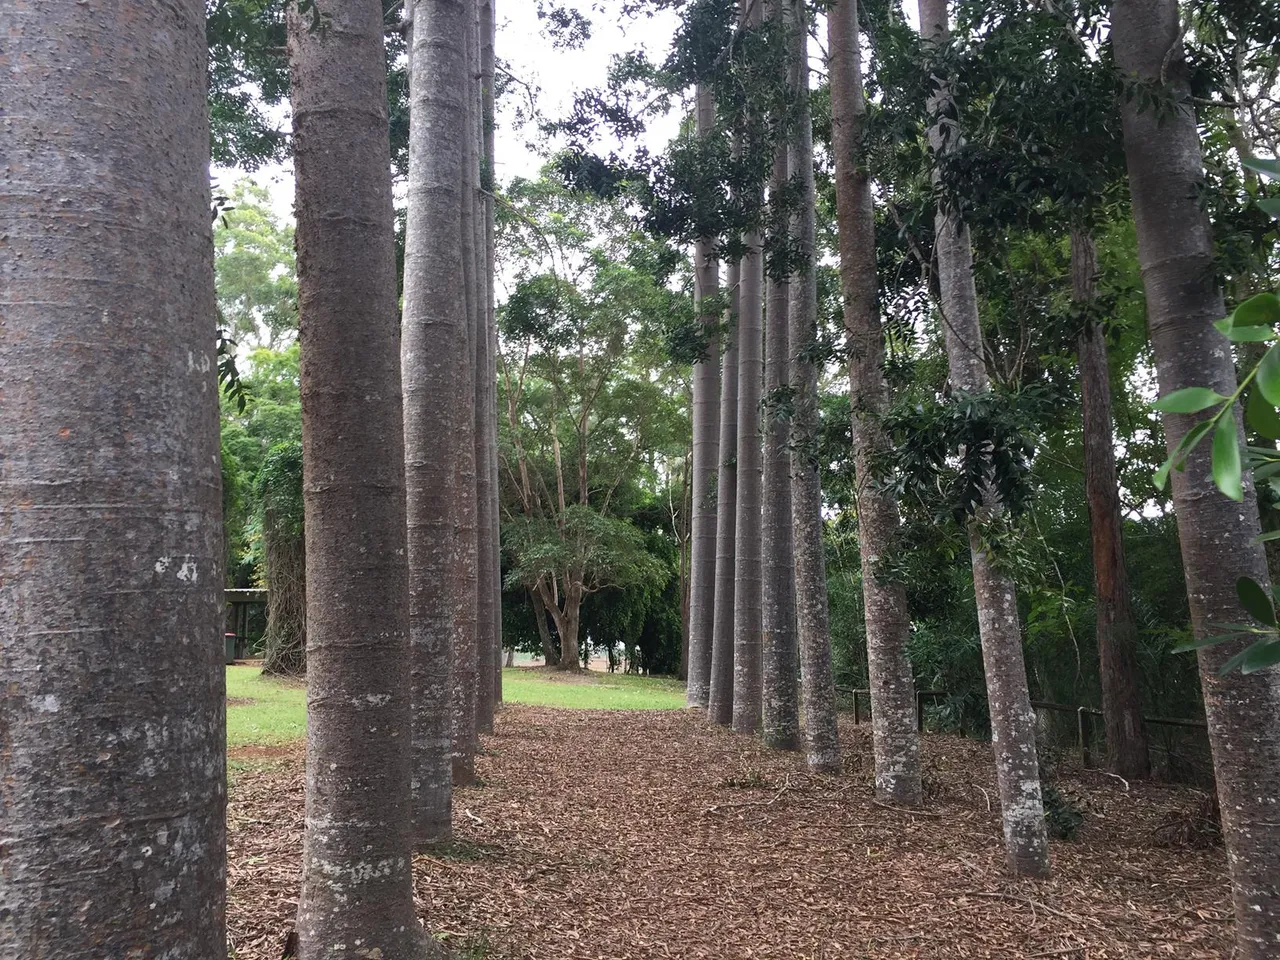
788, 0, 841, 773
761, 0, 801, 750
829, 0, 921, 805
918, 0, 1049, 878
733, 237, 765, 734
451, 0, 483, 786
289, 0, 430, 953
1112, 2, 1280, 950
709, 262, 741, 726
687, 85, 722, 709
403, 0, 469, 846
0, 3, 225, 953
1072, 229, 1151, 782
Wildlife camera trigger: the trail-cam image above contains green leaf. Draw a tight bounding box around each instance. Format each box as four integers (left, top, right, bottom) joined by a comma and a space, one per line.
1258, 198, 1280, 217
1155, 419, 1214, 490
1213, 415, 1244, 501
1242, 639, 1280, 674
1253, 529, 1280, 543
1154, 457, 1173, 491
1258, 346, 1280, 406
1237, 576, 1276, 626
1231, 292, 1280, 327
1247, 389, 1280, 440
1252, 460, 1280, 481
1241, 156, 1280, 180
1217, 645, 1255, 675
1223, 325, 1277, 342
1153, 387, 1227, 414
1174, 631, 1238, 652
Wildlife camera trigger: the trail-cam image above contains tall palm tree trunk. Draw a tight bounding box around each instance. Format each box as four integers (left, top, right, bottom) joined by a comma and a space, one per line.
688, 85, 723, 709
917, 0, 1050, 879
1071, 228, 1151, 781
761, 0, 801, 751
1112, 2, 1280, 950
289, 0, 430, 952
788, 0, 841, 772
1, 3, 224, 953
829, 0, 922, 805
403, 0, 469, 846
709, 262, 741, 726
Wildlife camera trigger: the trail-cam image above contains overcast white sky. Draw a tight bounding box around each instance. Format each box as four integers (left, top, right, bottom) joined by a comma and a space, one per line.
219, 2, 689, 222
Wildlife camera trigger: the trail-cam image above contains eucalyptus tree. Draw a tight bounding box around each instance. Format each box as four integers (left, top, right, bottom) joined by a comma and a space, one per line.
1, 2, 224, 953
761, 0, 801, 750
917, 0, 1050, 876
709, 259, 741, 725
1112, 0, 1280, 949
288, 0, 429, 952
402, 0, 471, 844
788, 0, 841, 772
828, 0, 922, 804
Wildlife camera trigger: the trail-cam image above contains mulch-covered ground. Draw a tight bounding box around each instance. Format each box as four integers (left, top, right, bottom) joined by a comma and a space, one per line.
228, 707, 1233, 959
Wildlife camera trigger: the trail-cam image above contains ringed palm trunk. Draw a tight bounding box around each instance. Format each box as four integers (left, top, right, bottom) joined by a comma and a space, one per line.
1, 3, 225, 953
687, 83, 722, 709
1071, 228, 1151, 781
788, 0, 841, 772
761, 0, 801, 750
917, 0, 1050, 878
829, 0, 922, 805
289, 1, 429, 953
709, 262, 741, 726
1112, 2, 1280, 949
403, 0, 469, 845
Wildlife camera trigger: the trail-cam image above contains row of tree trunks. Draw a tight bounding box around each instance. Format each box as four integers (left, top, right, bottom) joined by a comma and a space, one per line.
1, 1, 227, 952
917, 0, 1050, 878
828, 0, 923, 806
686, 83, 722, 709
288, 0, 429, 954
1111, 0, 1280, 951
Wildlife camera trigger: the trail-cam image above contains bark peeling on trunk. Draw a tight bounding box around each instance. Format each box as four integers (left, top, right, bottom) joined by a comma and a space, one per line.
761, 0, 801, 750
403, 0, 470, 846
829, 0, 922, 805
788, 0, 841, 773
1071, 229, 1151, 782
709, 262, 742, 726
918, 0, 1050, 877
1, 2, 225, 953
1112, 1, 1280, 950
289, 0, 431, 953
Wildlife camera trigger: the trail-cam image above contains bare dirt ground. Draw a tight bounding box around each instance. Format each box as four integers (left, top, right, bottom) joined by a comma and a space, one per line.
228, 707, 1232, 959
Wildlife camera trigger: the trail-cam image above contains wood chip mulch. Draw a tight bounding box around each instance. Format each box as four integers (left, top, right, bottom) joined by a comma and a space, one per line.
228, 707, 1233, 959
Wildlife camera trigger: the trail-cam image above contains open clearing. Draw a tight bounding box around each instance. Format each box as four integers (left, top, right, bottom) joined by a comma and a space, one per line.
226, 670, 1231, 959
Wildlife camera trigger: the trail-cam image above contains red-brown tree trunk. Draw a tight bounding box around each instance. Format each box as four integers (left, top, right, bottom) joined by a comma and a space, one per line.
1072, 229, 1151, 781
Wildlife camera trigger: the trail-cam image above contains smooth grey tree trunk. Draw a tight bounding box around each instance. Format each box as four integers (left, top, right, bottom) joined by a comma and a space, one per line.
1071, 229, 1151, 782
474, 0, 497, 738
289, 1, 431, 953
761, 0, 801, 751
788, 0, 841, 773
403, 0, 469, 846
1112, 2, 1280, 950
829, 0, 922, 805
482, 0, 504, 709
917, 0, 1050, 878
733, 169, 765, 731
1, 3, 225, 954
687, 84, 722, 709
451, 0, 482, 786
709, 262, 741, 726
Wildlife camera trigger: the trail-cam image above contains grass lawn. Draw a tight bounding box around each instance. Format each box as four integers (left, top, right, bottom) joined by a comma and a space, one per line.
225, 664, 686, 749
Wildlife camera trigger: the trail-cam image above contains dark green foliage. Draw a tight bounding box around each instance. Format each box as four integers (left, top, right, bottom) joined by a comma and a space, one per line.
1041, 780, 1085, 841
